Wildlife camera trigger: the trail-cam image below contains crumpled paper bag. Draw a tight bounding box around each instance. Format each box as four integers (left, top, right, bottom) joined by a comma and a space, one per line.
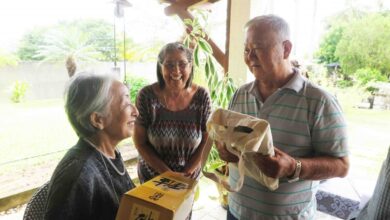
203, 108, 279, 192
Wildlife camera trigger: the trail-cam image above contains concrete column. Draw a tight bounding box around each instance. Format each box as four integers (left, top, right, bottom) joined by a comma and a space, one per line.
227, 0, 250, 85
227, 0, 262, 85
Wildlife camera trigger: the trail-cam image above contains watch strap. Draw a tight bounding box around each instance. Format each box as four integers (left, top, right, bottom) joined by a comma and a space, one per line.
287, 159, 301, 183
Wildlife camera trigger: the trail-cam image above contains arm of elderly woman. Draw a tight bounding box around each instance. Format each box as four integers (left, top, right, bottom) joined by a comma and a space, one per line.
133, 124, 172, 174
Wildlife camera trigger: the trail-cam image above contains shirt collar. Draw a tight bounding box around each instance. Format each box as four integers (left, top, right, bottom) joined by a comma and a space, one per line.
281, 68, 306, 93
247, 68, 305, 97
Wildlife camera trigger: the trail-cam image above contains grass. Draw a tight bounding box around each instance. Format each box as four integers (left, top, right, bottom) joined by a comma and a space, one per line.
0, 99, 76, 164
0, 99, 132, 174
0, 88, 389, 181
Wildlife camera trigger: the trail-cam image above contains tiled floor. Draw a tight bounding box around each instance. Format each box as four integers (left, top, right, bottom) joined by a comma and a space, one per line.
0, 176, 340, 220
192, 177, 340, 220
193, 177, 227, 220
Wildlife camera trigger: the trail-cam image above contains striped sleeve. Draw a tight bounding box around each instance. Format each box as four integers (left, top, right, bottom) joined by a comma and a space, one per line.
308, 89, 348, 157
199, 87, 211, 132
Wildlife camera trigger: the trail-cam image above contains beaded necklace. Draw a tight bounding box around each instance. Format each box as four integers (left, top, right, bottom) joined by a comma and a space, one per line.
84, 138, 127, 204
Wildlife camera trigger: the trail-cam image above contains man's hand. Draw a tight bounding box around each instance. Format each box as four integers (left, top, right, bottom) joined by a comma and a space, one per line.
215, 141, 239, 163
252, 147, 296, 179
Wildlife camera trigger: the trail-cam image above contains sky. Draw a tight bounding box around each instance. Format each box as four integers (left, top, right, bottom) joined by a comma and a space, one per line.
0, 0, 389, 58
0, 0, 185, 50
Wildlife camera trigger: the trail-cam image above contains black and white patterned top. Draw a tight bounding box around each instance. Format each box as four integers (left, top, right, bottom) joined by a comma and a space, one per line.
135, 84, 211, 183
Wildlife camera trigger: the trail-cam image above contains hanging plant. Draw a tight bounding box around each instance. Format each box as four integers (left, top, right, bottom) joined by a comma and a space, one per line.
182, 13, 236, 109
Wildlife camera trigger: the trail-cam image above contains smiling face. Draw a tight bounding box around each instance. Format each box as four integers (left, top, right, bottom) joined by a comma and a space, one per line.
160, 50, 192, 90
244, 24, 287, 81
102, 81, 139, 141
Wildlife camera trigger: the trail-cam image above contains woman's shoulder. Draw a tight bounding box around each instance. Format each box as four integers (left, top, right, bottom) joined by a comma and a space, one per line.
193, 85, 210, 99
138, 83, 160, 97
193, 84, 209, 97
50, 141, 98, 184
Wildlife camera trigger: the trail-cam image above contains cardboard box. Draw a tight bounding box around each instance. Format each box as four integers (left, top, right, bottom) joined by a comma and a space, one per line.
116, 172, 197, 220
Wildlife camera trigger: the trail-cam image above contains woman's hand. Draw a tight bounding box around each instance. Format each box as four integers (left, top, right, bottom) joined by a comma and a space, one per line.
183, 162, 201, 179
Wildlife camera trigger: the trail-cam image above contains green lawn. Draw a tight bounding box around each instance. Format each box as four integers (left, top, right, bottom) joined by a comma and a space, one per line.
0, 94, 389, 181
0, 99, 76, 164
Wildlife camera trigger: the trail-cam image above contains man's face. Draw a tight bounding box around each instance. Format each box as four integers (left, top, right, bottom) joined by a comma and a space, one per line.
244, 24, 286, 80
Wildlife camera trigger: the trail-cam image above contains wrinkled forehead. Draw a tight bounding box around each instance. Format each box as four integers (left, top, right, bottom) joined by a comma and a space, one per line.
244, 24, 279, 45
110, 80, 128, 99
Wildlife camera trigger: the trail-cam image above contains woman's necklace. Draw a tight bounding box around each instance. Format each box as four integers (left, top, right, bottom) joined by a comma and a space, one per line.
83, 138, 126, 204
83, 138, 126, 176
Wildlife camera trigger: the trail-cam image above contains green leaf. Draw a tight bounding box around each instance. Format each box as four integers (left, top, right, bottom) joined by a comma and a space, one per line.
183, 18, 193, 26
205, 60, 210, 78
194, 45, 200, 67
198, 38, 213, 54
208, 56, 216, 76
183, 36, 190, 48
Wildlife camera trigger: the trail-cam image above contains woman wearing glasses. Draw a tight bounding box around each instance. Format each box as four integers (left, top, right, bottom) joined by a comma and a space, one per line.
133, 42, 211, 184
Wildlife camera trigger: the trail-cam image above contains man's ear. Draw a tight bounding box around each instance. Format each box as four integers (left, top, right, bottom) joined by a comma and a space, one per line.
90, 112, 104, 130
283, 40, 292, 59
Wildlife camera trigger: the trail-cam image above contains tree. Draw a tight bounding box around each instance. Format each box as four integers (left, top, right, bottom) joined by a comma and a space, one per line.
17, 20, 114, 62
35, 27, 101, 77
335, 12, 390, 79
315, 8, 366, 65
315, 26, 343, 64
17, 28, 47, 61
315, 10, 390, 84
70, 19, 116, 61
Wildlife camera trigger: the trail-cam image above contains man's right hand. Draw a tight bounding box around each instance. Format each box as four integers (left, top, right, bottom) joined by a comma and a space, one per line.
215, 141, 239, 163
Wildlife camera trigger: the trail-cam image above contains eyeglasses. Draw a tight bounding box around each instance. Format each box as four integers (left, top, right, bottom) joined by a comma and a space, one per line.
161, 61, 191, 70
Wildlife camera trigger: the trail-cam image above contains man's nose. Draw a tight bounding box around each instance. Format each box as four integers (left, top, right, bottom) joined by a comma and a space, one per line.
247, 49, 257, 59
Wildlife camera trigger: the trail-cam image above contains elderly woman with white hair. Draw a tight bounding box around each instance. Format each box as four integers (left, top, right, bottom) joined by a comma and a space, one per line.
44, 72, 139, 220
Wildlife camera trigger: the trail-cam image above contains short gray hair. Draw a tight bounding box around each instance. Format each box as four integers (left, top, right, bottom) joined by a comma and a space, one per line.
245, 14, 290, 41
64, 72, 115, 138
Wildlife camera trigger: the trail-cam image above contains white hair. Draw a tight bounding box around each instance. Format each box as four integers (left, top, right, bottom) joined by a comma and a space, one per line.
245, 14, 290, 41
64, 72, 116, 137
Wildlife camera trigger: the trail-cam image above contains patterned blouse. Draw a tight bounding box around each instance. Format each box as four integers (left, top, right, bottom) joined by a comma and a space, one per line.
135, 84, 211, 182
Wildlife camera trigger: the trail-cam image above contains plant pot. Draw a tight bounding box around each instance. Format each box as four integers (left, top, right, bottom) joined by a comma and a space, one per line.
215, 181, 229, 209
214, 165, 229, 209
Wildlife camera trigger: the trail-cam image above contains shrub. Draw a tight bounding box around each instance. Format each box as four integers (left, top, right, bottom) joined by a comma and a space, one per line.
354, 68, 387, 86
11, 80, 29, 103
124, 74, 149, 104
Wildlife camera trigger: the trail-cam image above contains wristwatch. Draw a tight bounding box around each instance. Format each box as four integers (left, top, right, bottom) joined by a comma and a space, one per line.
287, 159, 302, 183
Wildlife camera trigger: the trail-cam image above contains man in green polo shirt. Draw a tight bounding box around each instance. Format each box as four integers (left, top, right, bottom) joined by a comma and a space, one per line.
216, 14, 350, 220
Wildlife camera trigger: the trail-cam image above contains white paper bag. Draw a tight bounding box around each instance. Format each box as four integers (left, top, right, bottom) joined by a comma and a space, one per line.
203, 108, 279, 192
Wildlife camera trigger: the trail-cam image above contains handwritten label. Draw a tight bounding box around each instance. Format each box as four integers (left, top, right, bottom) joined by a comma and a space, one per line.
152, 177, 189, 190
129, 204, 160, 220
149, 192, 164, 201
